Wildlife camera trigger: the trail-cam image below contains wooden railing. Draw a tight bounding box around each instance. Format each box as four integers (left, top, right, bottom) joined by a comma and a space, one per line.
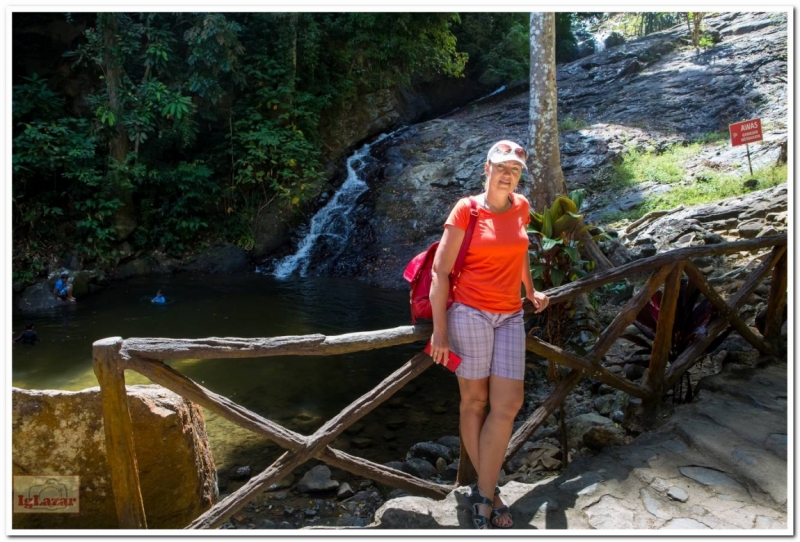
92, 234, 786, 529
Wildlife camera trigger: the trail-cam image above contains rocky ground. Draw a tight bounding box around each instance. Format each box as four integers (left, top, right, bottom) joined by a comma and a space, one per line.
370, 355, 787, 530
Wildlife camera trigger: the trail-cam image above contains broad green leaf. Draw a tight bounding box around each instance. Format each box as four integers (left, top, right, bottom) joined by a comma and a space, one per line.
570, 188, 585, 210
542, 209, 553, 238
553, 213, 580, 236
550, 268, 566, 287
541, 237, 563, 251
552, 195, 577, 216
562, 246, 580, 261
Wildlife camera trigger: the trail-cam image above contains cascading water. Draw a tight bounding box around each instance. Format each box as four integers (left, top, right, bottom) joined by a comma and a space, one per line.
271, 84, 508, 279
271, 133, 390, 278
593, 32, 608, 52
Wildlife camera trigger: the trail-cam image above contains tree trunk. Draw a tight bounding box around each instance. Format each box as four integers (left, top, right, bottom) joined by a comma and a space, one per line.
528, 13, 611, 271
99, 13, 137, 241
527, 13, 567, 211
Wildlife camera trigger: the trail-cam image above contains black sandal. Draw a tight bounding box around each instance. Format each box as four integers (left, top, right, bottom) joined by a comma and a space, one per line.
466, 486, 493, 529
491, 486, 513, 529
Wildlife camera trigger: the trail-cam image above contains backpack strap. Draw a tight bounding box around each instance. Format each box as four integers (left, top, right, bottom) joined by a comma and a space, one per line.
451, 197, 479, 282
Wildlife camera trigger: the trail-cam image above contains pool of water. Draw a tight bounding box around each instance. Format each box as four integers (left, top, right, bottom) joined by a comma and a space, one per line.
12, 273, 461, 474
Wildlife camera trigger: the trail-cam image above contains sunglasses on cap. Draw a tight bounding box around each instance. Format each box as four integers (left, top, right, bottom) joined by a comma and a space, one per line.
490, 143, 527, 160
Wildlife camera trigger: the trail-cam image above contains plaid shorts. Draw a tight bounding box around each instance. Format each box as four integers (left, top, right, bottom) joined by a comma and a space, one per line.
446, 302, 525, 380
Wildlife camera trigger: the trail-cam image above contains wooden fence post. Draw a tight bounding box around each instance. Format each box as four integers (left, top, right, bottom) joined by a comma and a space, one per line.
455, 432, 478, 488
683, 260, 775, 356
764, 248, 788, 344
645, 262, 684, 399
93, 337, 147, 529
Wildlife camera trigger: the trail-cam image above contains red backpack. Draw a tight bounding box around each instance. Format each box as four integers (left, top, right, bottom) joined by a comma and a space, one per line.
403, 198, 479, 323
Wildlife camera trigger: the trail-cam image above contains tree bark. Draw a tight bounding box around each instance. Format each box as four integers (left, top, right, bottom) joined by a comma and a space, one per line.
527, 13, 567, 210
99, 13, 137, 240
528, 13, 611, 272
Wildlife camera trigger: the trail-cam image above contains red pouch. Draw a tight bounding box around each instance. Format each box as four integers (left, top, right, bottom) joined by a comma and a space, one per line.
423, 341, 463, 372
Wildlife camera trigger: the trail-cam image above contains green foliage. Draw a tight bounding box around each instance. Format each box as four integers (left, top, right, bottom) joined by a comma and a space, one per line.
528, 189, 610, 290
456, 13, 529, 86
637, 13, 679, 36
598, 12, 678, 40
455, 12, 584, 85
602, 140, 788, 221
12, 74, 63, 119
697, 32, 716, 48
555, 13, 579, 63
608, 145, 694, 189
333, 13, 467, 90
527, 189, 610, 379
13, 12, 482, 279
134, 160, 217, 253
558, 114, 589, 131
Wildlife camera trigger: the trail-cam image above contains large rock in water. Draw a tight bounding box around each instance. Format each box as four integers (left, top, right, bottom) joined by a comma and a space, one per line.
183, 243, 250, 273
12, 385, 217, 529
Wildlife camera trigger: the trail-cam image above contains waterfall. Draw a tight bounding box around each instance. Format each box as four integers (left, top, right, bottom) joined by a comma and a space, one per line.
271, 133, 390, 278
593, 32, 609, 52
270, 84, 510, 279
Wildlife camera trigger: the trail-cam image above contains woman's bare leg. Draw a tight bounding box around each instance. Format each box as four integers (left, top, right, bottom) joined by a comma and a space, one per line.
457, 376, 490, 517
478, 375, 524, 527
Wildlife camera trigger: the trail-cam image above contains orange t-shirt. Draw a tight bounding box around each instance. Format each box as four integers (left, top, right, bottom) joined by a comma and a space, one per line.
445, 193, 530, 313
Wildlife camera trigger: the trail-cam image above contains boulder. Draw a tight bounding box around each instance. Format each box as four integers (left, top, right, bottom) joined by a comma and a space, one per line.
373, 492, 462, 529
507, 442, 562, 473
401, 458, 438, 480
583, 425, 627, 451
594, 395, 616, 415
337, 482, 355, 500
604, 31, 626, 49
406, 442, 453, 464
435, 436, 461, 456
183, 244, 250, 273
17, 282, 61, 312
113, 257, 153, 279
737, 221, 763, 239
297, 465, 339, 494
567, 412, 614, 449
12, 385, 217, 529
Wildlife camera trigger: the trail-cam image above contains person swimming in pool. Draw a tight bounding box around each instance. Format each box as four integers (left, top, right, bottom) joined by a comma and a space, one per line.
14, 323, 38, 345
151, 290, 166, 304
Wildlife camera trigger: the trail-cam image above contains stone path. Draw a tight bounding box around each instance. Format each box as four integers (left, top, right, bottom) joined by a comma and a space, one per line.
369, 359, 788, 531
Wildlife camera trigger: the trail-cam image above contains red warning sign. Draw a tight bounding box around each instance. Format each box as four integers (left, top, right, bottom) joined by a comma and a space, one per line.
729, 118, 763, 147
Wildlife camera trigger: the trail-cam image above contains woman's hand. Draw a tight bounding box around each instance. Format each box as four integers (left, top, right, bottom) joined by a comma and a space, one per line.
528, 290, 550, 313
429, 329, 450, 366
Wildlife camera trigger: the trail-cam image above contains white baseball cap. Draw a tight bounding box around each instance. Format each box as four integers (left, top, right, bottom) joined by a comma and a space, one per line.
487, 140, 528, 170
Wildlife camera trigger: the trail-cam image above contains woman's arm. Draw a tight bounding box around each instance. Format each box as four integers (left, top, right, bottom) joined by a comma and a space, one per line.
522, 250, 535, 297
429, 224, 466, 365
522, 250, 549, 313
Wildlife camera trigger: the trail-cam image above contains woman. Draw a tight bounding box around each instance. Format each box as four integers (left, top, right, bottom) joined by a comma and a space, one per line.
429, 139, 549, 529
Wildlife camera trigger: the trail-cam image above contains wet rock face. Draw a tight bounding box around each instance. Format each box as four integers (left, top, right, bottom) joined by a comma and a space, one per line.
343, 12, 787, 289
12, 385, 217, 529
182, 243, 250, 274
